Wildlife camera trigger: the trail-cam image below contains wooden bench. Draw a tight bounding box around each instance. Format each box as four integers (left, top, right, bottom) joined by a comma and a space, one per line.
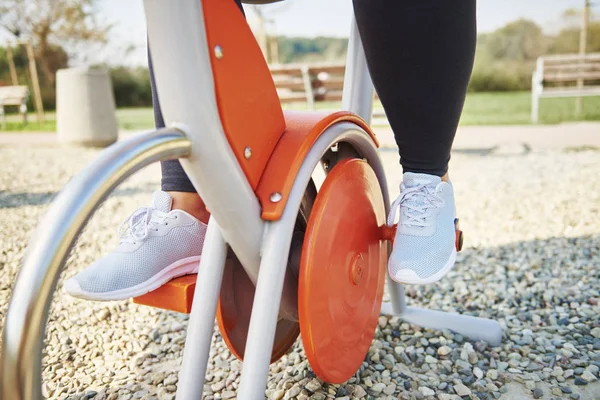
0, 85, 29, 129
531, 53, 600, 123
270, 64, 316, 108
269, 63, 349, 107
269, 63, 387, 124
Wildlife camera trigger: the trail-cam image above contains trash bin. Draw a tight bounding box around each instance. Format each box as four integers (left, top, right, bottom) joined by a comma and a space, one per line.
56, 67, 118, 147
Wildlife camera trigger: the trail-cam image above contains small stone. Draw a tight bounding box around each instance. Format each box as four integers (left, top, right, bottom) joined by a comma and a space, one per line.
288, 385, 301, 397
164, 375, 178, 386
371, 352, 380, 363
97, 309, 110, 321
580, 370, 597, 382
150, 329, 160, 341
305, 379, 321, 393
222, 391, 236, 399
486, 369, 498, 380
426, 355, 438, 364
561, 387, 573, 394
378, 316, 387, 328
438, 394, 460, 400
132, 390, 148, 399
383, 383, 396, 395
211, 381, 225, 392
418, 386, 435, 397
353, 386, 367, 398
454, 383, 471, 397
590, 327, 600, 338
370, 383, 386, 394
171, 322, 185, 332
564, 369, 574, 378
526, 363, 543, 372
574, 377, 588, 386
468, 352, 478, 364
473, 367, 483, 379
438, 346, 451, 356
271, 389, 285, 400
532, 388, 543, 399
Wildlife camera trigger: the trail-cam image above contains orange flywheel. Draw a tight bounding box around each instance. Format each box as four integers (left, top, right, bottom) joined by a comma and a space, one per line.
216, 181, 317, 363
299, 158, 387, 384
216, 253, 300, 363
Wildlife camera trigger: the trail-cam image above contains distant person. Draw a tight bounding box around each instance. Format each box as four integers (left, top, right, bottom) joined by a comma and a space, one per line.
64, 0, 476, 300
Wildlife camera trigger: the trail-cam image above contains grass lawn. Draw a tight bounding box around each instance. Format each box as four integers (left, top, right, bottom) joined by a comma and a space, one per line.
2, 91, 600, 132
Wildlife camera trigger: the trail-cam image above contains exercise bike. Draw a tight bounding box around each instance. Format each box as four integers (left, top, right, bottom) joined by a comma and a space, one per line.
1, 1, 502, 399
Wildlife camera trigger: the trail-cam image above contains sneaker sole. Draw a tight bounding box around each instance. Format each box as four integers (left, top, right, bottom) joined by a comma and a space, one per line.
64, 256, 201, 301
388, 248, 457, 285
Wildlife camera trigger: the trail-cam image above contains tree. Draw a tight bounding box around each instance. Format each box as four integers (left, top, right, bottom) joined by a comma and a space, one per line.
482, 19, 547, 61
0, 0, 111, 86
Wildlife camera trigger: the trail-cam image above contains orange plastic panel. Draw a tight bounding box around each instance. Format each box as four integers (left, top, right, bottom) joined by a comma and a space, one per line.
133, 275, 196, 314
455, 218, 464, 251
202, 0, 286, 189
257, 110, 379, 221
216, 255, 299, 363
299, 158, 386, 384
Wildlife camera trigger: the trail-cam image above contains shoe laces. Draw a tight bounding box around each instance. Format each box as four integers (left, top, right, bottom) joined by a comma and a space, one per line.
118, 207, 177, 244
387, 183, 445, 228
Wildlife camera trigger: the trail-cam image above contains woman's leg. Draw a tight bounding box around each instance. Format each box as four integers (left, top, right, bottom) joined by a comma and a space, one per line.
149, 51, 210, 223
353, 0, 476, 284
353, 0, 476, 177
64, 0, 246, 301
150, 0, 245, 223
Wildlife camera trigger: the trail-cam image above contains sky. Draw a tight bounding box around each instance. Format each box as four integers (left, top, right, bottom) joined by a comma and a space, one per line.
0, 0, 591, 66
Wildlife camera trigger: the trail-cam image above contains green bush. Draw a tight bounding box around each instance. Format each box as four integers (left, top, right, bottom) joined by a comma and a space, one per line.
109, 66, 153, 108
469, 61, 533, 92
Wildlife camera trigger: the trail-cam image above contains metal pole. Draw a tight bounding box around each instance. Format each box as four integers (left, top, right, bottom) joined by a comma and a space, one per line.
24, 40, 45, 123
0, 128, 191, 400
341, 17, 374, 124
576, 0, 590, 115
176, 219, 227, 400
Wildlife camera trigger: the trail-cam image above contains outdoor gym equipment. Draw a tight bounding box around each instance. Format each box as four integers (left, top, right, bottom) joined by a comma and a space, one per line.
0, 1, 503, 399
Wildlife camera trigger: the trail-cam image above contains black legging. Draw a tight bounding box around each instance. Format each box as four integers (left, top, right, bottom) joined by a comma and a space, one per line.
155, 0, 477, 192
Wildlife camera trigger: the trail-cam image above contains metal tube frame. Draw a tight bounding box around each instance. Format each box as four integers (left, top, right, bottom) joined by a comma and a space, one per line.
175, 219, 228, 400
238, 122, 387, 398
0, 128, 192, 400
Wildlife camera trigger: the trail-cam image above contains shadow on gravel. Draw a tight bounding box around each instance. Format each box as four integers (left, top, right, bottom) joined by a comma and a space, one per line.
0, 184, 158, 209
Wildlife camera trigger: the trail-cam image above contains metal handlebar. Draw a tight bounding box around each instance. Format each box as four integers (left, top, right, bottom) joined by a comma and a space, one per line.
0, 128, 192, 400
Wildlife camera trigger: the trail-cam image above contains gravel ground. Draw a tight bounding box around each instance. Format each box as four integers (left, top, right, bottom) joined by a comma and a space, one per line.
0, 141, 599, 400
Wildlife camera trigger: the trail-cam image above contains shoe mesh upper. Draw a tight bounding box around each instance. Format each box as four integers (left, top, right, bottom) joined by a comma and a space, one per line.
388, 174, 456, 280
72, 191, 206, 294
74, 222, 206, 293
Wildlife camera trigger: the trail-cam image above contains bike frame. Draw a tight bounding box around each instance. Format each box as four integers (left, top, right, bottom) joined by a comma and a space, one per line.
0, 2, 502, 399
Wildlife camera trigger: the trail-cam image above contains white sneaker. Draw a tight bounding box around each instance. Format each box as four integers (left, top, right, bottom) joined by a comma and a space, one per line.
64, 191, 207, 301
387, 172, 457, 285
